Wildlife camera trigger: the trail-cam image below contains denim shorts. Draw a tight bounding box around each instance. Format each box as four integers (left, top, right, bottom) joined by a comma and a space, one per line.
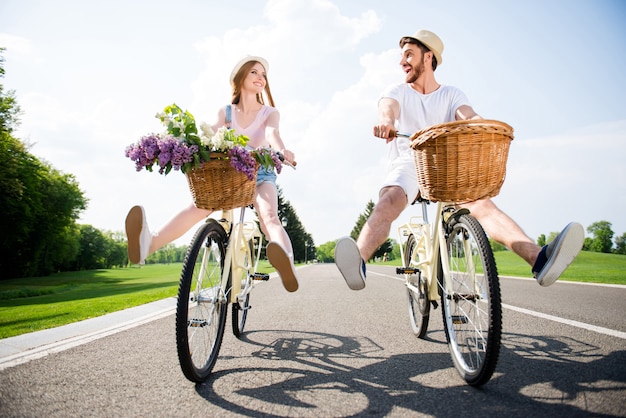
256, 166, 277, 186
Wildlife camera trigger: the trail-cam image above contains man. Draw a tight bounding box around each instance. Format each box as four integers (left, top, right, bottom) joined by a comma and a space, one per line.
335, 29, 584, 290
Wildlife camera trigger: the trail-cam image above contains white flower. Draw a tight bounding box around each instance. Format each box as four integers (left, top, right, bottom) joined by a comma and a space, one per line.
210, 127, 230, 151
200, 122, 214, 137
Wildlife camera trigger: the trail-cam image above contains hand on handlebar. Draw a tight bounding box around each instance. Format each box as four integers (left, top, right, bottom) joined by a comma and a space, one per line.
276, 151, 297, 169
373, 124, 399, 143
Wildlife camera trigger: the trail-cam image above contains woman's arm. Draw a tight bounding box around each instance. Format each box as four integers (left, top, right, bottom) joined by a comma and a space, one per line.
265, 110, 295, 164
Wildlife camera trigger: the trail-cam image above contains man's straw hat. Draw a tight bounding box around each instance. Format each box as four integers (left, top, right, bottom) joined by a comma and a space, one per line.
400, 30, 444, 65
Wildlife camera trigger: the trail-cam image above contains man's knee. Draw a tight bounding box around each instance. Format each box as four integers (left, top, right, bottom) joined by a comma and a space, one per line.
375, 187, 407, 220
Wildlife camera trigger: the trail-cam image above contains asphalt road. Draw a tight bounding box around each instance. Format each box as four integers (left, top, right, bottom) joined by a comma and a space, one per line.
1, 264, 625, 417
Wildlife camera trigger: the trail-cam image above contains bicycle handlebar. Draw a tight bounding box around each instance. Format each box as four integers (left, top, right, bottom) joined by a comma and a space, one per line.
390, 130, 411, 139
276, 152, 297, 169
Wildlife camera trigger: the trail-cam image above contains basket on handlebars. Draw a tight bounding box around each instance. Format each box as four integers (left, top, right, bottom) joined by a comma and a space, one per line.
409, 120, 514, 203
185, 153, 258, 210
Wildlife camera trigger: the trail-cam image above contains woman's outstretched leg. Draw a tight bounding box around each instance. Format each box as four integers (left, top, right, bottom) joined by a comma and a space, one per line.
126, 202, 211, 264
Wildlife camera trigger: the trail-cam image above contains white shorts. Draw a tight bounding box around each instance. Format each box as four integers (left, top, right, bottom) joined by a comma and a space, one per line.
381, 156, 419, 203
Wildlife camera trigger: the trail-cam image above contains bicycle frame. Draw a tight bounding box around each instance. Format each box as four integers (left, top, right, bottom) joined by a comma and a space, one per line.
397, 201, 457, 301
215, 207, 263, 304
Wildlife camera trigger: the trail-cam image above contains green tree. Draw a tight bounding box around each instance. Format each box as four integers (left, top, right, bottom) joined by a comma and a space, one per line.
350, 200, 393, 262
0, 48, 21, 134
272, 186, 315, 263
0, 52, 88, 277
587, 221, 613, 253
105, 230, 129, 268
537, 234, 546, 247
74, 225, 108, 270
614, 233, 626, 255
316, 241, 336, 263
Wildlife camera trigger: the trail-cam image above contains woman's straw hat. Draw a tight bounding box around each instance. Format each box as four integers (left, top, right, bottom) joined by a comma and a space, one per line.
230, 55, 269, 83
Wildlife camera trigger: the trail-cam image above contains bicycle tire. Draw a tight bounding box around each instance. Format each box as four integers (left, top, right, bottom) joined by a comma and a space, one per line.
176, 220, 229, 383
232, 240, 254, 338
404, 234, 430, 338
438, 213, 502, 386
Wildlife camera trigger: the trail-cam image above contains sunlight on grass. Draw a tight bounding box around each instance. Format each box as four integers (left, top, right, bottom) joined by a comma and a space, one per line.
0, 264, 182, 339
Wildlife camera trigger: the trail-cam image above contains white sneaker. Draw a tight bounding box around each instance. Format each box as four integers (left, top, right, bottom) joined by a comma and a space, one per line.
125, 206, 151, 265
266, 242, 298, 292
533, 222, 584, 287
335, 236, 366, 290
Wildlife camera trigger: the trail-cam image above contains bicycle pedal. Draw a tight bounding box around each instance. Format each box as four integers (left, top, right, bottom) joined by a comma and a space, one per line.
396, 267, 420, 275
452, 315, 468, 325
251, 273, 270, 281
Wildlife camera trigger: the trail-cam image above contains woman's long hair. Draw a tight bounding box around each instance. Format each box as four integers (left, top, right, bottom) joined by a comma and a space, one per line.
231, 60, 276, 107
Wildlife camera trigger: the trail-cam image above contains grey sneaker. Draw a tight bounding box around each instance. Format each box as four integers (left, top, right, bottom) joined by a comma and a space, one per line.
266, 242, 298, 292
335, 236, 366, 290
125, 206, 151, 265
533, 222, 584, 287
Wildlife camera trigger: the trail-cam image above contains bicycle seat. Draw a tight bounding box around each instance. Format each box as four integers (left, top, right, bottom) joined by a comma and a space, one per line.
411, 190, 430, 205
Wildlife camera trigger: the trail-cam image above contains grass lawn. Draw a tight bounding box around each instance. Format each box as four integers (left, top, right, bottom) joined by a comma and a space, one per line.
0, 252, 624, 339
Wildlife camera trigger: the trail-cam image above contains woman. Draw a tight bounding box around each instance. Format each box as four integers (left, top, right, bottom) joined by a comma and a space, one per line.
125, 56, 298, 292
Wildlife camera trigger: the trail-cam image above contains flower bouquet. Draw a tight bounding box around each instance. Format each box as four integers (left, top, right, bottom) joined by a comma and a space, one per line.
126, 104, 282, 210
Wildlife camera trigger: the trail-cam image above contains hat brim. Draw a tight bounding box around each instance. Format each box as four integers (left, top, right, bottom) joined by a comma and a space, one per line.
230, 55, 269, 83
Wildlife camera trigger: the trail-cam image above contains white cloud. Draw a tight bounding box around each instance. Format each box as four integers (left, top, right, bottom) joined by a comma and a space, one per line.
0, 33, 33, 56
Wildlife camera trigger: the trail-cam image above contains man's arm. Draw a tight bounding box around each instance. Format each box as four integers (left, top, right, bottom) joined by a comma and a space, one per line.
373, 97, 400, 143
455, 104, 482, 120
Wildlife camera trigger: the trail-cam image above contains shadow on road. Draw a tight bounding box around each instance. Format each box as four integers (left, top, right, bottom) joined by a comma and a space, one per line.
193, 329, 625, 417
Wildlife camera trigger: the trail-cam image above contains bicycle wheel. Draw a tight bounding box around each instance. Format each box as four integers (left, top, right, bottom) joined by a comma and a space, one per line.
176, 220, 229, 383
232, 240, 254, 338
404, 233, 430, 338
438, 213, 502, 386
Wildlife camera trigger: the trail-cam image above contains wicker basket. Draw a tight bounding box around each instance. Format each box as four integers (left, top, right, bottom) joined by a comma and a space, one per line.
185, 153, 257, 210
409, 120, 514, 203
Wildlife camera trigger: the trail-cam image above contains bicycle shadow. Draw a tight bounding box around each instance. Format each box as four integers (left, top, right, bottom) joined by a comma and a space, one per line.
193, 329, 625, 417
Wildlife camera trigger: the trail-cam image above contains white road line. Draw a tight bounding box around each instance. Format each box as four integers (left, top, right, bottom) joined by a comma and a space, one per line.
502, 303, 626, 340
374, 270, 626, 340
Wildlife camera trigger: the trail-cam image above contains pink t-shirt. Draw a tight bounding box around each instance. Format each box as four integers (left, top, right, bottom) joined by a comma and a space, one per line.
229, 105, 277, 149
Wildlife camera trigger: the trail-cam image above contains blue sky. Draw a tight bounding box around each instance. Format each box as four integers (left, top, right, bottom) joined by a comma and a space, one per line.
1, 0, 625, 251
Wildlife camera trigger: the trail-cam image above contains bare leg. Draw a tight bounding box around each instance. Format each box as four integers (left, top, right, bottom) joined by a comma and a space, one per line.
357, 186, 407, 261
150, 202, 212, 255
254, 182, 293, 256
460, 198, 540, 266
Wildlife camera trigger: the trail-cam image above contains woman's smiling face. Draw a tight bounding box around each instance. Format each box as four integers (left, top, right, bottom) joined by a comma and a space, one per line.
243, 62, 267, 93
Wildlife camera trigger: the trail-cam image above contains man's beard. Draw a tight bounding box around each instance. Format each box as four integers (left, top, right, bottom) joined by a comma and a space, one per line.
405, 61, 425, 83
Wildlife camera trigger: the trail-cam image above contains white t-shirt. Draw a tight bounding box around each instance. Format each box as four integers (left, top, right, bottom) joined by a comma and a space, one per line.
380, 83, 470, 161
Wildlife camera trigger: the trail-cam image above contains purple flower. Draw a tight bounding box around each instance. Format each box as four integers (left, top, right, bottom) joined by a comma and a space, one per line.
228, 147, 257, 181
125, 133, 197, 174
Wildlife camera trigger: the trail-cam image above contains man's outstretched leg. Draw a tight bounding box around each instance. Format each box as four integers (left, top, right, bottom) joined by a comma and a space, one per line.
335, 186, 407, 290
462, 198, 584, 286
